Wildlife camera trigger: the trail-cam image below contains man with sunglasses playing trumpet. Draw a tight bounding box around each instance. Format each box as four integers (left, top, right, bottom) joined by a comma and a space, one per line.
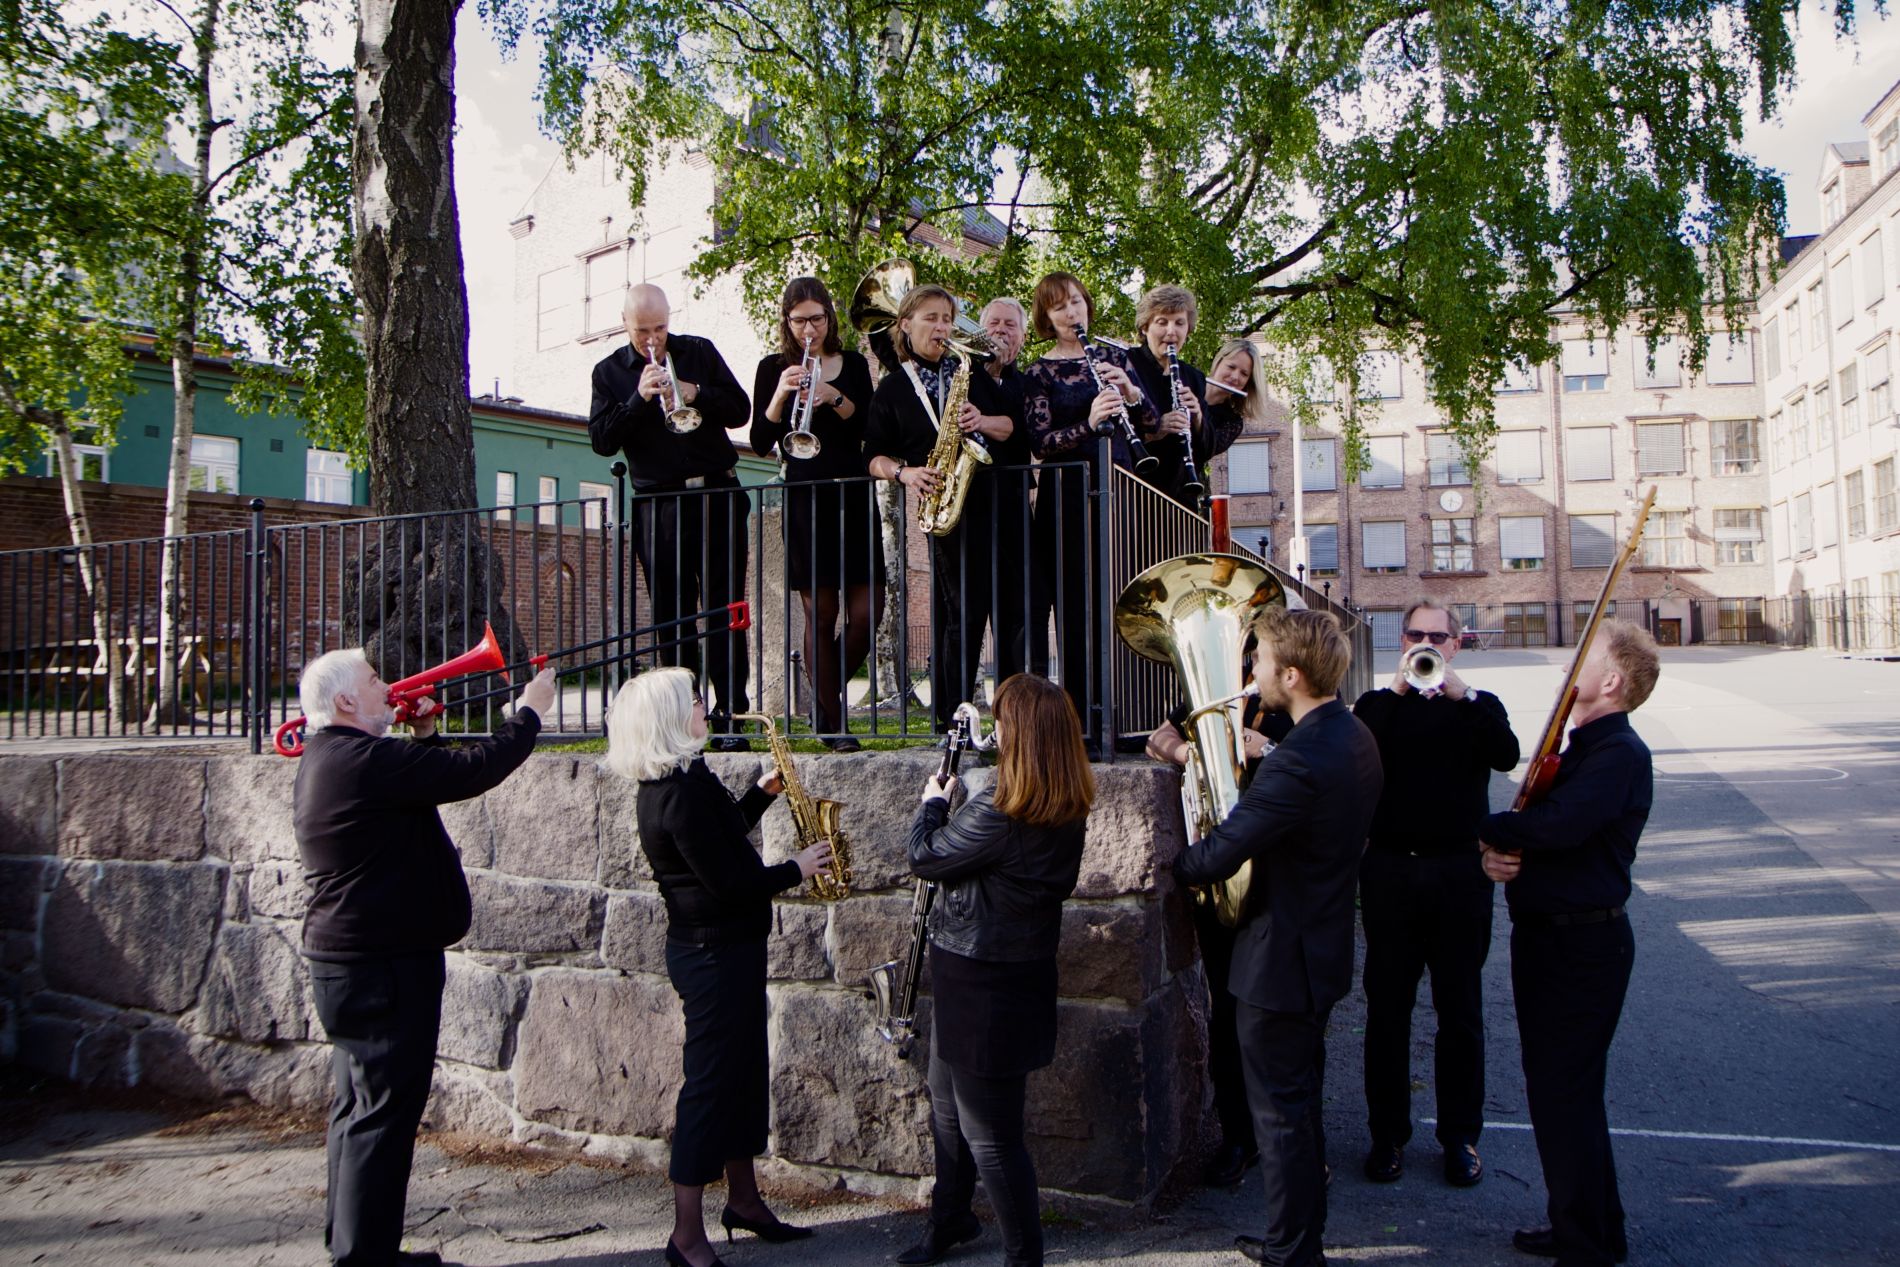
1350, 599, 1519, 1191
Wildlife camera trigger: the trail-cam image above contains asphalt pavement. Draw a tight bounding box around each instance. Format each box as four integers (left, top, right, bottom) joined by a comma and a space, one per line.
1, 645, 1896, 1266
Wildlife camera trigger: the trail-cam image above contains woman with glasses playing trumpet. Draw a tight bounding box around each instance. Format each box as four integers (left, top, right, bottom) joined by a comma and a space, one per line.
751, 278, 881, 751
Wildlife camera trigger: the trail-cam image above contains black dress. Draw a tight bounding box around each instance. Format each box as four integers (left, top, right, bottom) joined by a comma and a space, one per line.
751, 350, 881, 590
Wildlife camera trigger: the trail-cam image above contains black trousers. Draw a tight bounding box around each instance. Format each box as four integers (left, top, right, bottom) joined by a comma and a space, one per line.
308, 950, 445, 1267
1360, 848, 1493, 1150
1513, 915, 1634, 1267
1236, 1002, 1331, 1267
665, 937, 771, 1186
927, 480, 1032, 731
1029, 463, 1099, 745
1190, 900, 1254, 1150
926, 1029, 1042, 1267
634, 481, 751, 720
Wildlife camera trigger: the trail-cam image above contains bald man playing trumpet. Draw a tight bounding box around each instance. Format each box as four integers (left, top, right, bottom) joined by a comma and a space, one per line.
589, 283, 755, 751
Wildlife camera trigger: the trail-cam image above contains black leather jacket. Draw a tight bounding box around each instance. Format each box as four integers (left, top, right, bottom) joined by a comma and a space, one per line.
908, 787, 1086, 962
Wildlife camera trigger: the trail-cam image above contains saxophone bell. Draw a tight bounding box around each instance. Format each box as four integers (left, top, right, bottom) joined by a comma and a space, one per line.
732, 712, 851, 900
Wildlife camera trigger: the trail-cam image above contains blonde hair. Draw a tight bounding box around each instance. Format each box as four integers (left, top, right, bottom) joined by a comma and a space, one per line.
1260, 608, 1352, 698
1135, 284, 1198, 336
1209, 338, 1267, 426
299, 648, 370, 730
1599, 621, 1660, 712
602, 667, 705, 782
893, 284, 957, 363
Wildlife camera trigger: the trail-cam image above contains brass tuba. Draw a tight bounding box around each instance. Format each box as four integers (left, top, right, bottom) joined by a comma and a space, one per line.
1115, 554, 1285, 926
733, 713, 852, 900
849, 258, 999, 535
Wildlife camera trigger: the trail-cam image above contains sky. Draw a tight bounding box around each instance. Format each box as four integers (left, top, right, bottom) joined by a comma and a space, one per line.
449, 4, 1900, 403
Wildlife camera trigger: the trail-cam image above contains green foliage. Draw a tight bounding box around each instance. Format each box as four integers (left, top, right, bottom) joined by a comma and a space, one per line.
489, 0, 1849, 467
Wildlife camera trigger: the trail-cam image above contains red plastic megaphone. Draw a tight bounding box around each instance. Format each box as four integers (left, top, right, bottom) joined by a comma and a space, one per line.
273, 622, 510, 757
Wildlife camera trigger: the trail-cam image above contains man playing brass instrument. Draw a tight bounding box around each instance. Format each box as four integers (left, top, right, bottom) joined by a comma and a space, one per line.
1352, 599, 1520, 1191
1172, 609, 1382, 1267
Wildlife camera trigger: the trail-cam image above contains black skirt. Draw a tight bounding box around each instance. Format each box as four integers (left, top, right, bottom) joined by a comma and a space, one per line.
780, 476, 885, 590
928, 943, 1059, 1077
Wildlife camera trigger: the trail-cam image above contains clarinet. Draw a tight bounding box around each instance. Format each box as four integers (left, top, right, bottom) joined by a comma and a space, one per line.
1165, 344, 1206, 504
1077, 325, 1160, 477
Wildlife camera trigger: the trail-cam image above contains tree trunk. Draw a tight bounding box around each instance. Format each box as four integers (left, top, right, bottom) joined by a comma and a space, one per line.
48, 419, 127, 725
873, 481, 912, 710
151, 0, 221, 728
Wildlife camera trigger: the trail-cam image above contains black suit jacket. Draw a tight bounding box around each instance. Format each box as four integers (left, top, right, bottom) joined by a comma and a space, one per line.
1172, 697, 1383, 1013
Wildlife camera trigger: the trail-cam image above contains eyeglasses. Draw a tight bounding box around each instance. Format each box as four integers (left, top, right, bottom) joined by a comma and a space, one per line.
1402, 629, 1452, 645
787, 314, 828, 327
691, 695, 705, 708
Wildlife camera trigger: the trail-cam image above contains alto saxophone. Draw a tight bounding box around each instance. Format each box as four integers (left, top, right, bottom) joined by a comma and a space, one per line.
733, 713, 851, 900
916, 354, 993, 537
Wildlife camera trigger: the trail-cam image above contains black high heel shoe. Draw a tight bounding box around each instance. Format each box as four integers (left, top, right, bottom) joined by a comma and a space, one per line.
720, 1205, 815, 1243
664, 1239, 729, 1267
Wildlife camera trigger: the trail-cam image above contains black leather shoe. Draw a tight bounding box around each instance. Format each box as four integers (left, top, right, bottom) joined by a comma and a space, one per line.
1444, 1143, 1484, 1187
707, 733, 753, 753
1236, 1237, 1326, 1265
823, 735, 863, 753
663, 1241, 728, 1267
1512, 1226, 1625, 1262
894, 1212, 981, 1265
395, 1255, 463, 1267
720, 1205, 813, 1243
1203, 1141, 1261, 1187
1363, 1141, 1403, 1182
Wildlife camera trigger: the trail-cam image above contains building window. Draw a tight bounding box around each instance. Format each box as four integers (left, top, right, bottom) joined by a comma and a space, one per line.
1303, 522, 1339, 575
578, 479, 613, 529
1880, 120, 1900, 179
1773, 501, 1789, 560
1845, 470, 1866, 540
1569, 514, 1617, 568
495, 471, 517, 521
1705, 331, 1753, 385
1824, 179, 1844, 227
1813, 384, 1832, 451
1785, 300, 1802, 367
45, 428, 109, 483
538, 475, 559, 526
1632, 335, 1682, 388
1561, 337, 1609, 392
1497, 361, 1540, 393
537, 266, 573, 351
1238, 525, 1274, 561
1793, 491, 1814, 555
1430, 518, 1475, 572
1715, 598, 1765, 643
1764, 317, 1781, 379
1642, 509, 1691, 567
188, 435, 239, 494
1832, 258, 1856, 326
1635, 421, 1685, 476
1426, 432, 1469, 486
1495, 430, 1542, 484
1357, 350, 1402, 399
1817, 481, 1838, 549
1710, 418, 1759, 475
1713, 508, 1764, 564
1300, 438, 1337, 492
582, 244, 629, 338
1502, 602, 1549, 648
1864, 230, 1887, 310
305, 449, 353, 504
1789, 395, 1809, 460
1367, 609, 1404, 652
1228, 440, 1272, 494
1808, 281, 1825, 347
1841, 364, 1860, 436
1875, 458, 1898, 534
1574, 600, 1618, 633
1500, 515, 1546, 570
1566, 427, 1613, 481
1361, 520, 1406, 573
1360, 435, 1403, 489
1870, 346, 1893, 423
1770, 411, 1788, 470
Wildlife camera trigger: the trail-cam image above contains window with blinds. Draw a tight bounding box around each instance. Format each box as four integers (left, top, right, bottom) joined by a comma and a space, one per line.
1633, 336, 1682, 388
1304, 523, 1340, 573
1793, 491, 1814, 554
1566, 427, 1613, 481
1496, 430, 1542, 484
1714, 508, 1763, 564
1361, 521, 1406, 572
1358, 351, 1403, 399
1845, 471, 1866, 539
1367, 609, 1404, 652
1561, 338, 1609, 391
1876, 459, 1898, 533
1706, 332, 1753, 385
1228, 440, 1273, 493
1300, 438, 1337, 491
1569, 514, 1617, 567
1500, 515, 1546, 569
1636, 422, 1686, 475
1814, 385, 1833, 451
1427, 432, 1469, 485
1841, 365, 1860, 435
1360, 435, 1403, 488
1817, 483, 1838, 548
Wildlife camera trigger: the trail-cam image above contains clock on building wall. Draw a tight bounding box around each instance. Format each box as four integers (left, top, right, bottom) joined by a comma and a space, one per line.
1439, 490, 1465, 513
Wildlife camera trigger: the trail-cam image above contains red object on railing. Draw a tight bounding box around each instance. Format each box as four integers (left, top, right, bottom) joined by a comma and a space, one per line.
727, 600, 752, 632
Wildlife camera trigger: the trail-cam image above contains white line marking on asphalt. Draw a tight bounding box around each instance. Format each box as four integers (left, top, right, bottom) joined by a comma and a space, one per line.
1425, 1120, 1900, 1153
1654, 767, 1849, 784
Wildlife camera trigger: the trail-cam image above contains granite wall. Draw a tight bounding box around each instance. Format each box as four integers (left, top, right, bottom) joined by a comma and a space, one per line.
0, 749, 1209, 1211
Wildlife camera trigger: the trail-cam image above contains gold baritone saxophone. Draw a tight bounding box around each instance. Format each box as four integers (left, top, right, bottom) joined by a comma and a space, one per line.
916, 354, 992, 536
734, 713, 852, 900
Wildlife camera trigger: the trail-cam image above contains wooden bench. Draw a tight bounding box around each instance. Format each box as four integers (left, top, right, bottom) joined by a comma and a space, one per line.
2, 636, 215, 705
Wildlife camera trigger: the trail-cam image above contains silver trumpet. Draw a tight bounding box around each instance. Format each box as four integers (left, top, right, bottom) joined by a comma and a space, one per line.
649, 339, 702, 434
1403, 643, 1447, 693
783, 334, 823, 459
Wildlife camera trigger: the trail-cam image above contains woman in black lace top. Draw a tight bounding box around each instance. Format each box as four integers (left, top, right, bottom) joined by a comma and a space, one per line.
1021, 271, 1160, 747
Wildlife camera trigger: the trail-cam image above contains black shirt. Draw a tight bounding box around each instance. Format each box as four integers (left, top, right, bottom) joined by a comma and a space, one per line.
1482, 711, 1653, 917
862, 354, 1031, 471
1354, 687, 1520, 855
748, 349, 875, 480
635, 757, 801, 944
1023, 348, 1162, 470
588, 335, 750, 488
293, 711, 542, 961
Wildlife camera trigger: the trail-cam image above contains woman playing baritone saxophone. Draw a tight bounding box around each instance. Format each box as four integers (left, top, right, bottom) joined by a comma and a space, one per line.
1022, 272, 1161, 750
603, 668, 832, 1267
750, 277, 882, 751
863, 284, 1029, 733
897, 674, 1094, 1267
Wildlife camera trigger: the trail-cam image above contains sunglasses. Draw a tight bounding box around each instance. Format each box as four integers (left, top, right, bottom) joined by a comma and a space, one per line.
1402, 629, 1452, 645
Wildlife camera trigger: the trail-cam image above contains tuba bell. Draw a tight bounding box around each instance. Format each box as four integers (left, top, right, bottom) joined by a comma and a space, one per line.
1116, 554, 1286, 927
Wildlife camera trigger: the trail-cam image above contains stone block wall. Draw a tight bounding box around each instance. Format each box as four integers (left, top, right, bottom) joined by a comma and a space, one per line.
0, 749, 1209, 1212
